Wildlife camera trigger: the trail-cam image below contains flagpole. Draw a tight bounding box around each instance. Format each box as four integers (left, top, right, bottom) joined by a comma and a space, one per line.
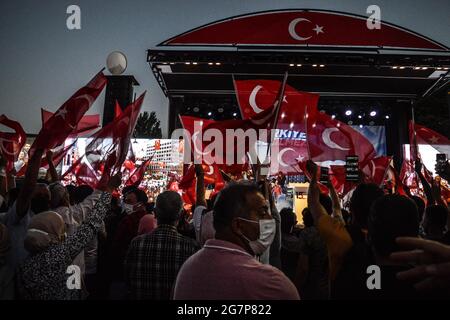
411, 100, 419, 161
231, 74, 244, 119
265, 71, 289, 161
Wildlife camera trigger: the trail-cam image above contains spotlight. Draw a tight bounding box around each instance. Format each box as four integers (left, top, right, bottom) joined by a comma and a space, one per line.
169, 62, 175, 65
444, 67, 449, 70
289, 64, 294, 67
208, 112, 212, 116
185, 62, 191, 65
312, 64, 318, 67
319, 64, 325, 67
208, 62, 213, 65
192, 62, 198, 65
392, 66, 398, 69
345, 110, 352, 116
232, 112, 237, 117
281, 113, 286, 119
312, 123, 316, 128
331, 115, 336, 119
163, 62, 168, 65
414, 67, 420, 70
385, 115, 390, 119
296, 64, 302, 67
359, 124, 363, 128
399, 66, 405, 69
370, 111, 377, 117
337, 123, 341, 127
436, 67, 442, 70
290, 122, 294, 129
215, 62, 221, 65
421, 67, 428, 70
358, 115, 362, 119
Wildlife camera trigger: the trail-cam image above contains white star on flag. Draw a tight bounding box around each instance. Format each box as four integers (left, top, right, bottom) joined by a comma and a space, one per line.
296, 155, 305, 162
55, 107, 68, 119
429, 136, 439, 144
313, 25, 324, 34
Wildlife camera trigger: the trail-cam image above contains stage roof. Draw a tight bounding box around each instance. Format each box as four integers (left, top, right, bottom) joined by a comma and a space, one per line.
148, 9, 449, 99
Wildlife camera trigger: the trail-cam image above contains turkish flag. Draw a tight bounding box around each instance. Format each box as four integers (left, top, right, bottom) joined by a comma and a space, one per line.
234, 79, 319, 174
85, 92, 145, 177
329, 165, 357, 196
360, 156, 392, 186
114, 100, 123, 119
410, 121, 450, 157
307, 111, 376, 166
125, 158, 152, 186
30, 71, 107, 157
0, 115, 27, 172
41, 109, 100, 137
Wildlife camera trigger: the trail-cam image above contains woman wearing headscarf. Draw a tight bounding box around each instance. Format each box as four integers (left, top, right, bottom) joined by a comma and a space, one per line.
17, 174, 121, 300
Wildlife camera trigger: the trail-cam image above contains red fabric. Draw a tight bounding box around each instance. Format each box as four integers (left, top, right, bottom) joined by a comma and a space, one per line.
165, 11, 445, 51
306, 111, 376, 166
30, 71, 106, 156
0, 115, 26, 172
114, 100, 123, 119
84, 92, 145, 179
125, 158, 151, 186
41, 109, 99, 137
234, 79, 319, 174
360, 156, 392, 186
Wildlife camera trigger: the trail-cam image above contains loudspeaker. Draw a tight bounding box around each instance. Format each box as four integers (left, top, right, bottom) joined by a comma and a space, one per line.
102, 75, 139, 126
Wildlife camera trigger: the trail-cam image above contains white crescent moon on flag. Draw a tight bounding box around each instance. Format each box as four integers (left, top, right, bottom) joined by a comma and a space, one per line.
322, 128, 350, 151
288, 18, 312, 41
206, 165, 214, 175
0, 138, 18, 156
249, 85, 264, 114
278, 148, 296, 167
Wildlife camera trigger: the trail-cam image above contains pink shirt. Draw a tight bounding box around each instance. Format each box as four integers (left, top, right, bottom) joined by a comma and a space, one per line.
174, 239, 300, 300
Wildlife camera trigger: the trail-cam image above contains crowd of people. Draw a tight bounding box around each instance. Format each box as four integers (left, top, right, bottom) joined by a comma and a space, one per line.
0, 146, 450, 300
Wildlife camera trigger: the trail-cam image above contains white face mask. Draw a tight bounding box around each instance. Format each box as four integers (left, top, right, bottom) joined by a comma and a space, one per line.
121, 202, 134, 214
238, 217, 276, 256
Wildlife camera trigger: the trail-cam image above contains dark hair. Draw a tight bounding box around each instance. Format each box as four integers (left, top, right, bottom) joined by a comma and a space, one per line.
126, 188, 148, 204
122, 185, 139, 197
350, 183, 384, 229
155, 191, 183, 225
368, 195, 419, 257
302, 207, 314, 227
410, 196, 425, 222
66, 185, 76, 205
72, 185, 94, 204
30, 194, 50, 214
213, 183, 261, 232
280, 207, 296, 233
424, 205, 448, 230
36, 178, 49, 185
319, 193, 333, 215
